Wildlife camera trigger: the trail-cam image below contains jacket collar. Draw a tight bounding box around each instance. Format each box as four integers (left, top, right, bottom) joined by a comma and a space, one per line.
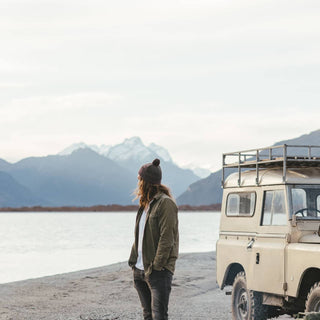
138, 192, 164, 214
153, 192, 164, 201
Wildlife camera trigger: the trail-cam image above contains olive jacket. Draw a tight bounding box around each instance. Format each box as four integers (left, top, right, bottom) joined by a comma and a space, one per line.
128, 192, 179, 276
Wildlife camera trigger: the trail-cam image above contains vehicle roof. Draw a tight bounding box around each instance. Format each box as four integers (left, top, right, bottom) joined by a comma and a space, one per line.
224, 167, 320, 188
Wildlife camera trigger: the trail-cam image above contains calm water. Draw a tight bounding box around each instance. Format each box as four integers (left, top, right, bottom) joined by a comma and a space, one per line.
0, 211, 220, 283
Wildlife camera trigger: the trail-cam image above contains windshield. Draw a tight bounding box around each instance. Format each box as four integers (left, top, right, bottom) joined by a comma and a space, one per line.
291, 185, 320, 219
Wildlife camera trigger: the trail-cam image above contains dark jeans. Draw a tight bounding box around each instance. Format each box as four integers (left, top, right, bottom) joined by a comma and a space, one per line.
133, 268, 173, 320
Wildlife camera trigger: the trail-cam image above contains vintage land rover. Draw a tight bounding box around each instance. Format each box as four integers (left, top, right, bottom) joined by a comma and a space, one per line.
216, 145, 320, 319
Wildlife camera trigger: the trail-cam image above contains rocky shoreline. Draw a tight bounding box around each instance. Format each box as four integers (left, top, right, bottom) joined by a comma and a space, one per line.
0, 252, 292, 320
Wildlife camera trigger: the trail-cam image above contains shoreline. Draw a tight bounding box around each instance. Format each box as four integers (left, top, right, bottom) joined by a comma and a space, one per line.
0, 203, 221, 212
0, 252, 291, 320
0, 250, 218, 286
0, 252, 225, 320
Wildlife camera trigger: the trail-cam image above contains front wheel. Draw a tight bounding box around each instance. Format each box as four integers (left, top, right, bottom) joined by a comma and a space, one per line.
231, 271, 268, 320
306, 282, 320, 312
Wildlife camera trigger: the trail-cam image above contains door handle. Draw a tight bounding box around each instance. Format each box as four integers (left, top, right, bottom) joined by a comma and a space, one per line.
247, 238, 255, 249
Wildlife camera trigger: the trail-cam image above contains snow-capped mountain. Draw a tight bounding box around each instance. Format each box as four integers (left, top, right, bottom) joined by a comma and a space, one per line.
148, 143, 172, 162
59, 142, 89, 155
59, 137, 209, 180
58, 137, 202, 197
59, 142, 101, 155
59, 137, 173, 165
106, 137, 157, 163
98, 144, 111, 156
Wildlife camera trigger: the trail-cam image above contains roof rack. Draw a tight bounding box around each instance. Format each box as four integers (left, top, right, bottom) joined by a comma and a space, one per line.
222, 145, 320, 187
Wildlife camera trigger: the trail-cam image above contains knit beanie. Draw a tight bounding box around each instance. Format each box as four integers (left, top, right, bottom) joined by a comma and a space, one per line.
138, 159, 162, 185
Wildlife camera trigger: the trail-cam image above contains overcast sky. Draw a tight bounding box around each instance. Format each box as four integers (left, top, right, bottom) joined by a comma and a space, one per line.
1, 0, 320, 171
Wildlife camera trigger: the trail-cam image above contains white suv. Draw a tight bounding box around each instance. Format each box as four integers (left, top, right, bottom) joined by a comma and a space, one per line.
216, 145, 320, 319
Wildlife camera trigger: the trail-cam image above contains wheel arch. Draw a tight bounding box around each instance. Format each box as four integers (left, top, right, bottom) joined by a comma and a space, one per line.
221, 262, 245, 289
297, 267, 320, 300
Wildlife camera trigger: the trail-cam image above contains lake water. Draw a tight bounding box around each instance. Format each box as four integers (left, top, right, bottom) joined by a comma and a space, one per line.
0, 211, 220, 284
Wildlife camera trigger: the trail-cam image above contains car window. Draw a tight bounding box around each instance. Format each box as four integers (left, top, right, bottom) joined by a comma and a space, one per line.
226, 192, 255, 216
292, 188, 307, 213
262, 190, 287, 226
262, 191, 273, 225
291, 186, 320, 218
272, 191, 287, 225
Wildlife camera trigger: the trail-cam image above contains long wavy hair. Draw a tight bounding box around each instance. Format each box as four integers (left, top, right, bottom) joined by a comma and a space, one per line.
134, 178, 172, 209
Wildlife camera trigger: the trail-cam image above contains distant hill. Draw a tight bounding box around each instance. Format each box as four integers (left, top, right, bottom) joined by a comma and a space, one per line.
0, 137, 201, 207
177, 170, 223, 206
0, 148, 137, 206
0, 171, 43, 207
177, 129, 320, 205
275, 129, 320, 147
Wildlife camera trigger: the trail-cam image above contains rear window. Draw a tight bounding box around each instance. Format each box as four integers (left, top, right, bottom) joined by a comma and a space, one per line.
226, 192, 256, 216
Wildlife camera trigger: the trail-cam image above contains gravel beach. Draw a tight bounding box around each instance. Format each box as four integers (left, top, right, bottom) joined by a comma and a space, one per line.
0, 252, 292, 320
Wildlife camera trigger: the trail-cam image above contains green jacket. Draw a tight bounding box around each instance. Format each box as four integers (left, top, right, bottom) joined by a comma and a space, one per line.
128, 192, 179, 276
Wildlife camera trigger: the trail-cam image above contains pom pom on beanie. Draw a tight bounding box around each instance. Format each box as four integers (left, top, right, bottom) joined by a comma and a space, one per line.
152, 159, 160, 166
138, 158, 162, 185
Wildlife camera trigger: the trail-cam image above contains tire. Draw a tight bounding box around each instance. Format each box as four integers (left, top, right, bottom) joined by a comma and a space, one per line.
306, 282, 320, 312
266, 306, 280, 319
231, 271, 268, 320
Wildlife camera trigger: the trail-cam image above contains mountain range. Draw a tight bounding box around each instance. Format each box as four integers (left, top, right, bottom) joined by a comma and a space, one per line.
1, 130, 320, 208
176, 129, 320, 205
0, 137, 200, 207
59, 137, 201, 197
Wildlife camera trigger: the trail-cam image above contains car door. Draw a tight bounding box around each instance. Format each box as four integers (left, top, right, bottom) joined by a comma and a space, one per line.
247, 187, 289, 295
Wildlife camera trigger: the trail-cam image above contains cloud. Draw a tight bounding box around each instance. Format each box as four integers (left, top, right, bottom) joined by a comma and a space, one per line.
0, 100, 319, 170
124, 109, 320, 171
0, 0, 319, 169
0, 82, 30, 88
0, 92, 123, 122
